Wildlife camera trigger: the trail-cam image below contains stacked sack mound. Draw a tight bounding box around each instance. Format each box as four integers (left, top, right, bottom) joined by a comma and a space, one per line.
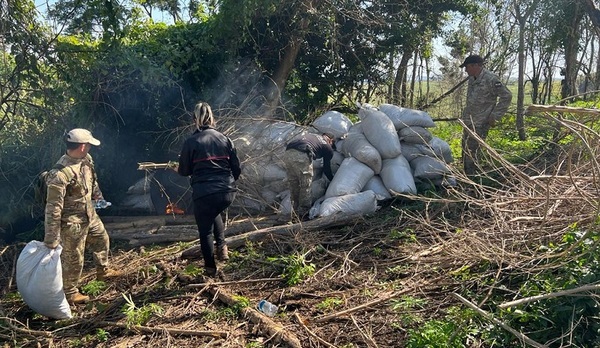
307, 103, 455, 218
120, 105, 453, 218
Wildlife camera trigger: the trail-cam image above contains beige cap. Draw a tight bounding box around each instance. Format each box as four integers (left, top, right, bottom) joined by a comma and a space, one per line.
66, 128, 101, 146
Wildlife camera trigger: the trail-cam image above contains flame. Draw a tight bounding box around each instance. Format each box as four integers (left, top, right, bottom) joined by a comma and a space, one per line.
165, 203, 185, 215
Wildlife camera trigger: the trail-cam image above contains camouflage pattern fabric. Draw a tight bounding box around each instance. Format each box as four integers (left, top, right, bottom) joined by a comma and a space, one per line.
282, 149, 313, 216
461, 68, 512, 175
44, 153, 109, 296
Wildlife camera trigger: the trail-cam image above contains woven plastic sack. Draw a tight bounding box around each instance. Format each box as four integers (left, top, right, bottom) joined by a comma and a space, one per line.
16, 241, 72, 319
378, 104, 436, 129
319, 190, 379, 217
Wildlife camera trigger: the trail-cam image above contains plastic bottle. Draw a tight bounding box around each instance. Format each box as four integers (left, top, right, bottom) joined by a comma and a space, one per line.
94, 199, 112, 209
257, 300, 278, 316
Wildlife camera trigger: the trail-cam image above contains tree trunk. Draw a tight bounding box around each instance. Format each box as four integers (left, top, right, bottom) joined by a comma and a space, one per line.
392, 50, 411, 106
561, 4, 584, 102
262, 0, 321, 118
516, 9, 527, 140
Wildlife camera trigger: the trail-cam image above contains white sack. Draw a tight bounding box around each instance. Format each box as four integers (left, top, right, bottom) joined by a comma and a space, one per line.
380, 155, 417, 194
425, 137, 454, 163
16, 241, 72, 319
319, 190, 379, 217
399, 142, 429, 162
331, 151, 345, 174
340, 132, 382, 174
398, 126, 433, 144
363, 176, 392, 200
263, 163, 287, 181
312, 110, 353, 139
325, 157, 374, 198
378, 104, 436, 129
277, 190, 292, 214
311, 177, 329, 203
359, 108, 402, 159
410, 156, 451, 180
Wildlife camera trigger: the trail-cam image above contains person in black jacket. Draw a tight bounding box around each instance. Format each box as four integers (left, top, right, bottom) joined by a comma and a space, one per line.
177, 102, 241, 276
283, 132, 334, 220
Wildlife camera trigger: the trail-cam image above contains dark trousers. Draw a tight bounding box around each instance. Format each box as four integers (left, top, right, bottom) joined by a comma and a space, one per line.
193, 191, 235, 269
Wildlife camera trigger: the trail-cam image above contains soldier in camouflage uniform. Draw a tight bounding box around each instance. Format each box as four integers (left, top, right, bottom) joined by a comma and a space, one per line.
44, 128, 119, 305
460, 55, 512, 175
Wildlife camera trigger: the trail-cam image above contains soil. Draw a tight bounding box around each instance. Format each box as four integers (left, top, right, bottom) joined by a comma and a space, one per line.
0, 202, 497, 347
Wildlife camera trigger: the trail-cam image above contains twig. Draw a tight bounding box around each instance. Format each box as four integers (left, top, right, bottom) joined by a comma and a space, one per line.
452, 293, 547, 348
95, 320, 228, 338
312, 278, 437, 323
293, 313, 338, 348
0, 316, 53, 338
351, 314, 379, 347
498, 283, 600, 309
186, 277, 282, 288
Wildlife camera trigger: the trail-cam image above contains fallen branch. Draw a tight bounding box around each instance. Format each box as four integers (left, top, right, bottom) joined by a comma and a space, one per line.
0, 315, 52, 338
202, 279, 303, 348
186, 277, 282, 288
226, 213, 365, 249
312, 277, 439, 323
95, 320, 227, 338
293, 313, 338, 348
452, 293, 547, 348
498, 283, 600, 309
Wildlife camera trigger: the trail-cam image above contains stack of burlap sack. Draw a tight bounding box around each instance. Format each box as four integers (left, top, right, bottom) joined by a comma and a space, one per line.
229, 103, 454, 218
121, 104, 454, 218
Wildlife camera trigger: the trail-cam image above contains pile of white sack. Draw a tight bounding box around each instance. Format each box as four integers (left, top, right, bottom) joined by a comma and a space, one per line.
120, 104, 455, 218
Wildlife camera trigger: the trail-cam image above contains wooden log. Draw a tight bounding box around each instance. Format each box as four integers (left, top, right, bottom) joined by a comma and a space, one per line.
203, 280, 302, 348
106, 215, 280, 246
181, 213, 365, 259
226, 213, 364, 249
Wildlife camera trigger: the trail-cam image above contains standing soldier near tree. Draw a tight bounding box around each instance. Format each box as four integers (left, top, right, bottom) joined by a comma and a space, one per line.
460, 54, 512, 175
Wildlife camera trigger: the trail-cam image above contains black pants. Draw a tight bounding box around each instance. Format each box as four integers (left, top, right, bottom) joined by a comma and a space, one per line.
193, 191, 235, 269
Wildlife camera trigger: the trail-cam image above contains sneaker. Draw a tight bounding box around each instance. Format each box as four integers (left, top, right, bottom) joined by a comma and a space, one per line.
97, 266, 124, 281
68, 292, 90, 305
216, 245, 229, 261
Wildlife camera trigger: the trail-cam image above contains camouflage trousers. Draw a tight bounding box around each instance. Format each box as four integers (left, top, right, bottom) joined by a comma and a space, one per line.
462, 121, 491, 176
282, 149, 313, 216
61, 214, 109, 296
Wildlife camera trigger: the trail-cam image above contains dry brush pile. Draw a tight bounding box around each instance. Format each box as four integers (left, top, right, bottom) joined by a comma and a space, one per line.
2, 112, 600, 347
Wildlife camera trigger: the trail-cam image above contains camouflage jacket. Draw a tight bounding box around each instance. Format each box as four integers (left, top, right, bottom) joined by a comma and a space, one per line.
44, 153, 103, 244
462, 68, 512, 126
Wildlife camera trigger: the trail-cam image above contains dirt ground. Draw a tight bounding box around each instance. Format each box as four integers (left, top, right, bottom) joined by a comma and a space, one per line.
1, 202, 467, 348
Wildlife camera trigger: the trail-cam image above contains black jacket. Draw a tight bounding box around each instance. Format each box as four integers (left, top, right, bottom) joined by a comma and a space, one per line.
178, 126, 241, 199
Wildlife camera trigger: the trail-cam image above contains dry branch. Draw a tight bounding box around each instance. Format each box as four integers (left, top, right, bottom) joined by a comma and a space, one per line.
312, 277, 439, 323
498, 283, 600, 309
181, 213, 365, 257
226, 213, 365, 249
525, 104, 600, 116
452, 293, 547, 348
202, 279, 303, 348
95, 320, 228, 338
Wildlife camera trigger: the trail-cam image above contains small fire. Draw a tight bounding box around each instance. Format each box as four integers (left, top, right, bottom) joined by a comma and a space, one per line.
165, 203, 185, 215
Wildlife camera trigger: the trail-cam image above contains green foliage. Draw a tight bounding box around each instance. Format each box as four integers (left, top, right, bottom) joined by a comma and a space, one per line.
268, 252, 316, 286
316, 297, 344, 312
95, 328, 109, 342
81, 280, 107, 297
390, 296, 428, 312
121, 293, 164, 327
406, 319, 464, 347
183, 264, 203, 277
